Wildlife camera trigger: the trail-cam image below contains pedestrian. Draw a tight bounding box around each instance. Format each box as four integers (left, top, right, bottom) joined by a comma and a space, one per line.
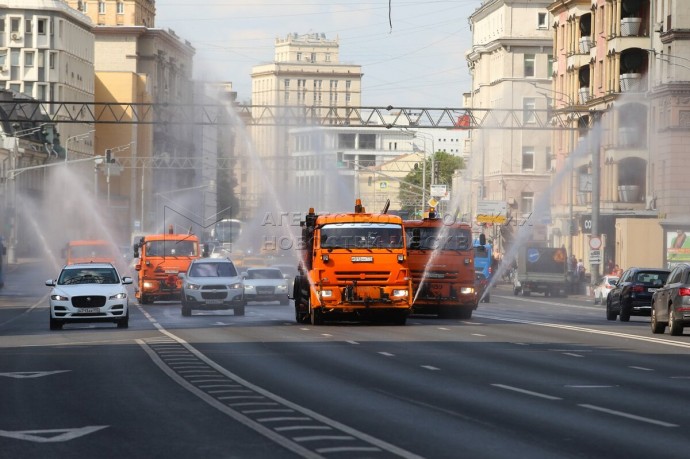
577, 259, 585, 282
606, 258, 615, 275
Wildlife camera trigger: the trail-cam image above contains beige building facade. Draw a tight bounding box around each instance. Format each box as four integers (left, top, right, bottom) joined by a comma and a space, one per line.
465, 0, 554, 253
548, 0, 690, 271
250, 33, 363, 215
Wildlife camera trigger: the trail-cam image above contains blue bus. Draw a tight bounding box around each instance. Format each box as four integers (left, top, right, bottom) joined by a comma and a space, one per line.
473, 238, 493, 279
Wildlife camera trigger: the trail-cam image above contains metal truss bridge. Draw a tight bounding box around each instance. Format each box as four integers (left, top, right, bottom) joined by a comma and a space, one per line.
1, 101, 599, 130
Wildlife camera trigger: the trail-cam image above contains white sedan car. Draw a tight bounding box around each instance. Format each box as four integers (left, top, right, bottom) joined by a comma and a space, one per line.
46, 263, 132, 330
593, 275, 619, 304
242, 268, 290, 305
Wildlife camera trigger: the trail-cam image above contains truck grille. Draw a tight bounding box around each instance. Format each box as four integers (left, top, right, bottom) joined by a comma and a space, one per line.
334, 271, 391, 283
72, 296, 106, 308
410, 270, 458, 281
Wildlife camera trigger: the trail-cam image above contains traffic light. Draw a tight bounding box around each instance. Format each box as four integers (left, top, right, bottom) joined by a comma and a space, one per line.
105, 149, 112, 163
569, 219, 578, 235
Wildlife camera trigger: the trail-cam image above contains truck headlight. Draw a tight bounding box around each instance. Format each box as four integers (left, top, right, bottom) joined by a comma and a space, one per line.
321, 290, 333, 297
392, 289, 409, 297
143, 281, 156, 289
460, 287, 475, 294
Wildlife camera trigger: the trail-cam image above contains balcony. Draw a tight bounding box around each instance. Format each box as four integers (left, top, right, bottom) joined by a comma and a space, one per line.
620, 73, 642, 92
579, 36, 593, 54
579, 87, 591, 104
621, 17, 642, 36
618, 185, 641, 203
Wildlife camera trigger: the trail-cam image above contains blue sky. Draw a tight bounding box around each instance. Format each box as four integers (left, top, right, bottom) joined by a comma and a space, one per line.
155, 0, 480, 107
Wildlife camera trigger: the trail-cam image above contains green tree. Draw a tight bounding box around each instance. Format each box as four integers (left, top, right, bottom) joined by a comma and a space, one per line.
398, 151, 465, 216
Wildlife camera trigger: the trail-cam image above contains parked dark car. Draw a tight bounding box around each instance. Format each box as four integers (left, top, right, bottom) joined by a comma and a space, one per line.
606, 267, 670, 322
651, 263, 690, 335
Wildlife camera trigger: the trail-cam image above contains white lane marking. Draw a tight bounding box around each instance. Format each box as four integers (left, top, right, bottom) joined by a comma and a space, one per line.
346, 340, 359, 345
378, 352, 395, 357
321, 334, 332, 337
579, 404, 678, 427
670, 376, 690, 379
0, 426, 108, 443
461, 321, 483, 325
198, 384, 239, 389
438, 327, 451, 331
471, 333, 486, 337
243, 409, 295, 414
563, 353, 584, 358
421, 365, 440, 371
0, 370, 70, 379
275, 426, 332, 432
476, 312, 690, 349
492, 384, 562, 400
137, 310, 425, 459
300, 328, 310, 331
257, 417, 312, 423
0, 293, 49, 327
565, 385, 617, 389
218, 395, 265, 400
629, 366, 654, 371
294, 435, 354, 442
317, 447, 382, 453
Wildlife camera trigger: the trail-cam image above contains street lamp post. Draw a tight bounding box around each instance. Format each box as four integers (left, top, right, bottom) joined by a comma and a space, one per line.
64, 129, 95, 163
413, 130, 436, 211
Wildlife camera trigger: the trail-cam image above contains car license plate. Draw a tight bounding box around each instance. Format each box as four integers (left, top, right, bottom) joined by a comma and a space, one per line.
206, 299, 223, 305
78, 308, 100, 313
648, 288, 658, 292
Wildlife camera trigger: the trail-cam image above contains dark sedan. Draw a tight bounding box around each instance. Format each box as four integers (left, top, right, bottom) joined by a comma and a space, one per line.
651, 263, 690, 336
606, 267, 670, 322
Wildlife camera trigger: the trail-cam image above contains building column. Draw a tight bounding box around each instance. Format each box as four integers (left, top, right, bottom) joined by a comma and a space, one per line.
612, 160, 620, 202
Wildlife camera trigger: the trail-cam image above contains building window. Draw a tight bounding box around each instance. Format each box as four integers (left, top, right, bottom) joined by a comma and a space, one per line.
49, 51, 56, 69
117, 2, 124, 14
359, 134, 376, 150
10, 17, 20, 33
325, 53, 331, 62
25, 19, 32, 34
0, 50, 6, 67
547, 54, 553, 78
24, 51, 34, 67
523, 98, 536, 124
310, 52, 316, 62
296, 52, 302, 61
284, 79, 290, 89
37, 19, 47, 35
538, 13, 548, 29
521, 192, 534, 215
522, 147, 535, 171
338, 133, 356, 149
99, 2, 106, 14
524, 54, 535, 77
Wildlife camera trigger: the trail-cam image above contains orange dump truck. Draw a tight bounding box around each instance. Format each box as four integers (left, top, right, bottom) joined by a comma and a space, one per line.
292, 200, 412, 325
404, 209, 478, 318
133, 227, 206, 304
64, 240, 120, 267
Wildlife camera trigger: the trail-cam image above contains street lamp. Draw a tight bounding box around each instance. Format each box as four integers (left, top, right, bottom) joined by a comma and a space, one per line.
64, 129, 95, 163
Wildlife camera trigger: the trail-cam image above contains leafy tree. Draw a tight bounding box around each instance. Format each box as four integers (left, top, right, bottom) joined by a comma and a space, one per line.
398, 151, 465, 215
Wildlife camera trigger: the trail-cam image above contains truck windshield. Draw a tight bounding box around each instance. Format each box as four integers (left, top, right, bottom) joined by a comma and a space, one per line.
320, 223, 404, 249
70, 245, 115, 258
146, 240, 198, 257
406, 227, 471, 250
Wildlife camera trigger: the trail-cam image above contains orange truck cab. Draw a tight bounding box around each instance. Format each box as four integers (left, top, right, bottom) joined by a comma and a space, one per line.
404, 208, 478, 318
64, 240, 120, 267
133, 226, 207, 304
292, 199, 412, 325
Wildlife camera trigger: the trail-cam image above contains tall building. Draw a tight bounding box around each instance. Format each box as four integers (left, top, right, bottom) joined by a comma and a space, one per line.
548, 0, 689, 270
465, 0, 554, 253
0, 0, 95, 258
250, 33, 363, 214
67, 0, 195, 239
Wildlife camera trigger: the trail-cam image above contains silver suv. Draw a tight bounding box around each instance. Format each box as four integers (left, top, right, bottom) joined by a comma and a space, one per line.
179, 258, 245, 316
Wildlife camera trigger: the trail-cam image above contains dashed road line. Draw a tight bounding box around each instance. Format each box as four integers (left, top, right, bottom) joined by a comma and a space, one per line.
579, 404, 678, 427
492, 384, 562, 400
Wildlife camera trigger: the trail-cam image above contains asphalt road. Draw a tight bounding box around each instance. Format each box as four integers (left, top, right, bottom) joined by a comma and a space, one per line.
2, 261, 690, 459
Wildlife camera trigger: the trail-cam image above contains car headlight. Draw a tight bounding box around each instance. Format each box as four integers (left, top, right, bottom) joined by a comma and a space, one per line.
228, 283, 243, 289
320, 289, 333, 297
392, 289, 409, 297
51, 294, 69, 301
109, 292, 127, 300
185, 283, 201, 290
460, 287, 475, 294
276, 285, 287, 291
244, 284, 255, 290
